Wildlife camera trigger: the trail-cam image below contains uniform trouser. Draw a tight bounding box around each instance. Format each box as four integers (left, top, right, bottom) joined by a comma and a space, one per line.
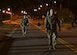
47, 29, 57, 46
21, 25, 28, 36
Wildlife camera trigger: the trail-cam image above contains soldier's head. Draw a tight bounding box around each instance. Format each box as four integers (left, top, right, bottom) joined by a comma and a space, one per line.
46, 9, 54, 17
23, 14, 26, 18
50, 9, 54, 16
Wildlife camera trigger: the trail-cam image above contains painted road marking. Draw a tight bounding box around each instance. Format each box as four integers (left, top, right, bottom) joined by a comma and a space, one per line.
33, 24, 77, 53
58, 38, 77, 53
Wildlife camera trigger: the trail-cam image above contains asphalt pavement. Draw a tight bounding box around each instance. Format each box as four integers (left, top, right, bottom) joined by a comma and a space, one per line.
0, 19, 77, 55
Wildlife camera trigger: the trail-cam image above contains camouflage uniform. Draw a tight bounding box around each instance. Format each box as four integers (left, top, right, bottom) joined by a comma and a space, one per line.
20, 15, 29, 37
44, 9, 61, 50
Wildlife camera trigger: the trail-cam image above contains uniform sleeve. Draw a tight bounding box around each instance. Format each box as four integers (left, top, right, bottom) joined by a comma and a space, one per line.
44, 17, 47, 29
20, 18, 23, 27
56, 18, 61, 31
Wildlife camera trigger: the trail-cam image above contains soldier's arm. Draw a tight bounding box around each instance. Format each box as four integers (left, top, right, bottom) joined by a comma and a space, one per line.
20, 19, 23, 27
57, 18, 61, 32
44, 17, 47, 29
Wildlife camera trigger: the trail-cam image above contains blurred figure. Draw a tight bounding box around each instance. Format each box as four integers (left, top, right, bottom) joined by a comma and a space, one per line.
60, 17, 64, 27
44, 9, 61, 50
0, 11, 2, 24
20, 14, 29, 37
71, 16, 77, 27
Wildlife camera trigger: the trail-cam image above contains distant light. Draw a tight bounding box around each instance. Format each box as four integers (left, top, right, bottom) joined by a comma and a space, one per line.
40, 5, 42, 7
8, 8, 10, 11
0, 9, 1, 11
6, 11, 8, 13
6, 11, 12, 14
46, 3, 48, 6
2, 10, 6, 13
34, 9, 37, 11
24, 11, 27, 14
21, 11, 24, 13
38, 7, 41, 10
54, 1, 56, 3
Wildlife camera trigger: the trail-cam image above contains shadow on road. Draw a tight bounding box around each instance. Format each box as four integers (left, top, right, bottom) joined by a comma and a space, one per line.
0, 36, 14, 55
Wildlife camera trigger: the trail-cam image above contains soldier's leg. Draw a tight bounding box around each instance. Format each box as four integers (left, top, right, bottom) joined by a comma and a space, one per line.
21, 26, 25, 36
52, 32, 56, 50
52, 31, 57, 50
24, 25, 28, 35
47, 30, 51, 45
47, 30, 52, 50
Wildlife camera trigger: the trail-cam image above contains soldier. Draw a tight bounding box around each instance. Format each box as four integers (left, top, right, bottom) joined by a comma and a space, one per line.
44, 9, 61, 50
20, 14, 29, 37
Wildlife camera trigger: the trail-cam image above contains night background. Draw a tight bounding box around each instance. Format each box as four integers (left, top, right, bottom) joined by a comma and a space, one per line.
0, 0, 77, 55
0, 0, 77, 15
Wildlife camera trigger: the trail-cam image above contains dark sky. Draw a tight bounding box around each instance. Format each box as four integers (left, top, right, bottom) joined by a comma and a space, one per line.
0, 0, 50, 13
0, 0, 77, 14
1, 0, 77, 9
36, 0, 43, 4
0, 0, 77, 8
0, 0, 38, 13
